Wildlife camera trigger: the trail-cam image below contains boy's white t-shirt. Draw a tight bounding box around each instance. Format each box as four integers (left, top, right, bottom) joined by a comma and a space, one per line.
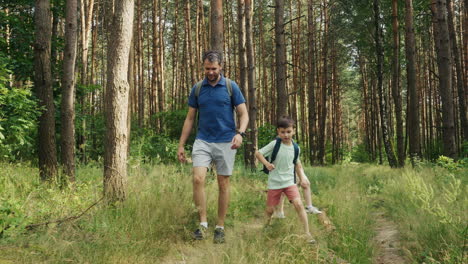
259, 140, 299, 190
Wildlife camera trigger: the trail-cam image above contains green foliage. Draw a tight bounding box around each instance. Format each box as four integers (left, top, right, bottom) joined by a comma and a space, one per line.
0, 59, 40, 161
257, 123, 276, 147
130, 127, 179, 163
350, 143, 372, 163
435, 156, 465, 172
154, 109, 193, 142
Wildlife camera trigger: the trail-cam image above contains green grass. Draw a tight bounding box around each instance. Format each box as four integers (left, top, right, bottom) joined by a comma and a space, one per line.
0, 161, 466, 263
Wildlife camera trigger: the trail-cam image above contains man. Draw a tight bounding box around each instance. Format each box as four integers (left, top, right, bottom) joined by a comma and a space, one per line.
177, 50, 249, 244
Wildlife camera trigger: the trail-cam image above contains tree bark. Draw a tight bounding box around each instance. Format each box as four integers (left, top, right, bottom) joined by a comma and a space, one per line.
104, 0, 134, 203
34, 0, 58, 181
434, 0, 457, 158
210, 0, 223, 52
61, 0, 78, 182
392, 0, 405, 167
374, 0, 398, 167
404, 0, 421, 161
275, 0, 287, 118
317, 1, 328, 165
246, 0, 257, 171
447, 0, 468, 142
307, 0, 317, 164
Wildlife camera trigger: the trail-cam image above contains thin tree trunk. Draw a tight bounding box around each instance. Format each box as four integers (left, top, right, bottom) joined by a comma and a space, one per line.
34, 0, 58, 181
405, 0, 421, 161
61, 0, 78, 182
104, 0, 134, 203
317, 0, 328, 165
246, 0, 257, 171
447, 0, 468, 142
392, 0, 405, 167
434, 0, 457, 158
210, 0, 223, 52
275, 0, 287, 118
374, 0, 398, 167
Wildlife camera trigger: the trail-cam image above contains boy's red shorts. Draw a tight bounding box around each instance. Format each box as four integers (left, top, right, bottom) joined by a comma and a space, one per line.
266, 185, 300, 207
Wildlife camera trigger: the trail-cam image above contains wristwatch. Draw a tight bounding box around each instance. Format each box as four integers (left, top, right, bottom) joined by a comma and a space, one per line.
237, 131, 247, 138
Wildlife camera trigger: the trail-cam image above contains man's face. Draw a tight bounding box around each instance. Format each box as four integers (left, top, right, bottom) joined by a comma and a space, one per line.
204, 60, 222, 83
277, 126, 295, 143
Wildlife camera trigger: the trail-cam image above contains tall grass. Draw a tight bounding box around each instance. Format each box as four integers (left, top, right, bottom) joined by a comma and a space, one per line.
1, 161, 465, 263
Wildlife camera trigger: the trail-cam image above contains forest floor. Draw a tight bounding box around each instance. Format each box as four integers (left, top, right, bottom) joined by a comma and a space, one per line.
372, 211, 407, 264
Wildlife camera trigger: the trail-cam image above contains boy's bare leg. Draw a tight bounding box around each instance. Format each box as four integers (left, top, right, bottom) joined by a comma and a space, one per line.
291, 198, 310, 235
217, 175, 230, 227
273, 194, 286, 216
302, 183, 313, 207
193, 167, 208, 223
265, 206, 275, 225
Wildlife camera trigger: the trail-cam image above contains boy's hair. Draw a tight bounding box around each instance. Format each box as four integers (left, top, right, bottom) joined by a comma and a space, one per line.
277, 115, 295, 128
203, 50, 223, 65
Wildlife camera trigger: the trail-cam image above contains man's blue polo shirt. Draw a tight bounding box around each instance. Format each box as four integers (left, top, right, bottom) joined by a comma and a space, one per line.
188, 76, 246, 143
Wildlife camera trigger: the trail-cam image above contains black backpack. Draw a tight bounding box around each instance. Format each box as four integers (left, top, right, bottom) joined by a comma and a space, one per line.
262, 138, 300, 183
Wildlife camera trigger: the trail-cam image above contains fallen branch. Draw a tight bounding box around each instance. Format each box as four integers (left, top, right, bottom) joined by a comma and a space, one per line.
26, 196, 104, 230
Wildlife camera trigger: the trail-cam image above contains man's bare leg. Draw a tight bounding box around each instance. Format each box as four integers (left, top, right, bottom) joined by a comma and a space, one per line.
193, 167, 208, 223
216, 175, 230, 227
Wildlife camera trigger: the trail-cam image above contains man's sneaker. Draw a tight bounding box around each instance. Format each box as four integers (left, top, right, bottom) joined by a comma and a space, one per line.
305, 206, 322, 214
192, 226, 207, 240
213, 227, 225, 244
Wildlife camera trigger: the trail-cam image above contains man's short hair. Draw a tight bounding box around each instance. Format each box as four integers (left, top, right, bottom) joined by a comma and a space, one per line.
277, 116, 295, 128
203, 50, 223, 65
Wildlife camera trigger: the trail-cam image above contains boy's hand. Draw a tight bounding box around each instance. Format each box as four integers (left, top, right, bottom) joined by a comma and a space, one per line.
265, 163, 275, 171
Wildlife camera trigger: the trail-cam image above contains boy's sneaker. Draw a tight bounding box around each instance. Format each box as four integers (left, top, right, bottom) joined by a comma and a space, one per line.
272, 212, 286, 218
213, 227, 225, 244
192, 225, 207, 240
305, 206, 322, 214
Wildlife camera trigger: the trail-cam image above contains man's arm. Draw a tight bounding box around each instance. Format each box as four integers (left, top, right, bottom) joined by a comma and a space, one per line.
177, 107, 197, 163
231, 103, 249, 148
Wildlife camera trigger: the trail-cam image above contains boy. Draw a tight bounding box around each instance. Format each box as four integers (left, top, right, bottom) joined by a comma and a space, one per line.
255, 116, 315, 243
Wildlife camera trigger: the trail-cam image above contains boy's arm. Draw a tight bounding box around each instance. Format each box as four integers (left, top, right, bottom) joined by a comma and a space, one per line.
255, 151, 275, 171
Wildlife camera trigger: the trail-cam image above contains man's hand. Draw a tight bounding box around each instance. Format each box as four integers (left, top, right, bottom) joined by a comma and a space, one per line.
231, 134, 243, 149
177, 146, 186, 163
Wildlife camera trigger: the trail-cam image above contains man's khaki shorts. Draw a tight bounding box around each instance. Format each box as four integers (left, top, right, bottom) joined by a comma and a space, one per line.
192, 139, 237, 176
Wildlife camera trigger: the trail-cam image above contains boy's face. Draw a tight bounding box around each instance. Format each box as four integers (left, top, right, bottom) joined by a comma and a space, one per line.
277, 126, 295, 144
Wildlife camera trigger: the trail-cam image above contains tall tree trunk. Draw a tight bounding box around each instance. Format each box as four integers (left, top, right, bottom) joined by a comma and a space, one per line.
238, 0, 249, 167
404, 0, 421, 161
210, 0, 223, 52
104, 0, 134, 203
307, 0, 317, 164
317, 0, 328, 165
374, 0, 398, 167
434, 0, 457, 158
61, 0, 78, 182
78, 0, 95, 163
34, 0, 58, 181
275, 0, 287, 118
447, 0, 468, 142
392, 0, 405, 167
246, 0, 257, 171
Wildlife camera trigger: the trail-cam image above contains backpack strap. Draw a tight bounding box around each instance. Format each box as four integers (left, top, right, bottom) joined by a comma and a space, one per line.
292, 141, 300, 184
270, 138, 283, 163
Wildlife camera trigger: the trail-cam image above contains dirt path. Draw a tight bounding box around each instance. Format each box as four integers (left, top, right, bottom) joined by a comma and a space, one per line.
373, 212, 407, 264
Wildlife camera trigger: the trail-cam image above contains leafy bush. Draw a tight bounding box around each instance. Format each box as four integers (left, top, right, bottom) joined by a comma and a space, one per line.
0, 61, 40, 161
350, 143, 372, 163
130, 128, 179, 163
